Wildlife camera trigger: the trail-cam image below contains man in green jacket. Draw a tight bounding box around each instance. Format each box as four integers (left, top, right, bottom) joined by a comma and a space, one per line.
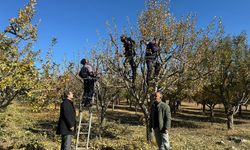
150, 91, 171, 150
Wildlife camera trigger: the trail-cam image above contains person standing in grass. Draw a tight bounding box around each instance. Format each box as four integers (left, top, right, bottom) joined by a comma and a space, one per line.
56, 90, 76, 150
150, 91, 171, 150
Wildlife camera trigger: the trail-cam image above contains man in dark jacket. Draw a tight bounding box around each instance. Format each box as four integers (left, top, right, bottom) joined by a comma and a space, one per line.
121, 35, 137, 83
56, 90, 76, 150
79, 58, 97, 107
145, 39, 161, 84
150, 91, 171, 150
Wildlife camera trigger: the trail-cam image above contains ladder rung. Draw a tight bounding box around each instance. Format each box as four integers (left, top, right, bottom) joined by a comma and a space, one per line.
78, 127, 89, 131
81, 123, 89, 126
79, 132, 88, 135
78, 125, 89, 129
78, 143, 87, 147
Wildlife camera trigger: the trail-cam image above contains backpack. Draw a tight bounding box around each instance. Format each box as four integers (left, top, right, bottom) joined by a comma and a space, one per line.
79, 66, 89, 79
151, 43, 160, 54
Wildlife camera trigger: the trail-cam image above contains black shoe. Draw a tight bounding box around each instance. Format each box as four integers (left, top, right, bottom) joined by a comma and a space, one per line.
84, 103, 92, 107
84, 100, 93, 107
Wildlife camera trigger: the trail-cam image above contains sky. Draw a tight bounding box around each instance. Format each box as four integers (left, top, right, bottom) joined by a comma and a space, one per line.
1, 0, 250, 65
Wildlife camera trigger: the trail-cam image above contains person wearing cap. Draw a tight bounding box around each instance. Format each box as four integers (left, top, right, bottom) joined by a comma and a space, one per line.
149, 91, 171, 150
120, 35, 137, 83
79, 58, 96, 107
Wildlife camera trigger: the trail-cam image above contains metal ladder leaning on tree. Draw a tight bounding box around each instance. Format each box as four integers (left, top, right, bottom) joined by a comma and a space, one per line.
75, 78, 99, 150
75, 106, 93, 150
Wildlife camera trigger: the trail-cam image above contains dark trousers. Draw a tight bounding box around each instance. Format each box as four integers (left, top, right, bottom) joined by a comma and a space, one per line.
154, 61, 161, 79
83, 79, 95, 104
146, 59, 161, 83
124, 56, 136, 82
61, 135, 72, 150
146, 60, 154, 83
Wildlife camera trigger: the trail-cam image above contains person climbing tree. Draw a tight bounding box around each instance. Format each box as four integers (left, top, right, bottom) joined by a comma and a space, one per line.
120, 35, 137, 83
145, 38, 161, 85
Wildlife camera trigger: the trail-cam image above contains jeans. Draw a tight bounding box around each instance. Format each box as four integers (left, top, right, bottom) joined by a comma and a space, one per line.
154, 128, 170, 150
61, 135, 72, 150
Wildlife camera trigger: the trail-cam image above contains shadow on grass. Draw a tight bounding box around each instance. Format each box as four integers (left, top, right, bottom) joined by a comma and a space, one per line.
25, 119, 58, 141
171, 119, 203, 129
235, 111, 250, 120
100, 147, 116, 150
105, 107, 233, 129
100, 130, 117, 139
184, 106, 250, 120
182, 107, 226, 117
174, 109, 248, 125
88, 123, 117, 139
108, 105, 140, 113
174, 111, 226, 123
231, 134, 250, 140
105, 111, 143, 126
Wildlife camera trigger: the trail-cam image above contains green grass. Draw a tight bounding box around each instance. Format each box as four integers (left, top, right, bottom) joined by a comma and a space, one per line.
0, 103, 60, 150
0, 102, 250, 150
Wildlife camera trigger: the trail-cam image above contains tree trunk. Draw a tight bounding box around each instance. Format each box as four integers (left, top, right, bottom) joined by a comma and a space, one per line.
129, 99, 132, 109
202, 103, 206, 113
174, 101, 178, 113
170, 101, 177, 114
172, 102, 176, 114
226, 106, 235, 130
238, 105, 242, 117
210, 106, 214, 118
112, 100, 115, 111
95, 93, 100, 111
227, 113, 234, 130
100, 108, 106, 127
138, 97, 151, 143
176, 101, 181, 111
145, 115, 152, 143
54, 103, 57, 110
0, 90, 19, 109
99, 106, 106, 138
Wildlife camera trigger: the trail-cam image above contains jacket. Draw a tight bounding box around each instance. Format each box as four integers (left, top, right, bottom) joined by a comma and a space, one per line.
56, 99, 76, 135
149, 101, 171, 132
79, 64, 95, 79
145, 42, 160, 59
